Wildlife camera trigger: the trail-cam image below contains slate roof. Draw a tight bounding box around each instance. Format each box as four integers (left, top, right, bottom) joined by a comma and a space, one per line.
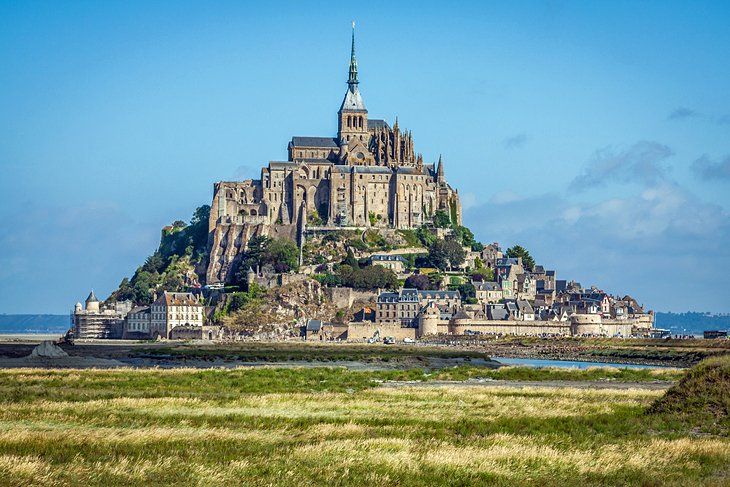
377, 292, 400, 303
269, 161, 297, 170
475, 281, 500, 291
516, 300, 534, 313
487, 305, 508, 320
496, 257, 520, 266
370, 255, 406, 262
86, 290, 98, 303
418, 290, 461, 300
291, 137, 340, 148
354, 166, 393, 174
400, 288, 420, 301
368, 119, 389, 130
306, 319, 322, 332
341, 86, 367, 111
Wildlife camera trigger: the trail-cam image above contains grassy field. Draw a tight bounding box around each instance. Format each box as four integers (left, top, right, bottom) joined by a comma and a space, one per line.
0, 362, 727, 486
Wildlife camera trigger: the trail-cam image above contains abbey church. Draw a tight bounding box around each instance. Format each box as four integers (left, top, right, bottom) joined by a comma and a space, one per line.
207, 27, 462, 284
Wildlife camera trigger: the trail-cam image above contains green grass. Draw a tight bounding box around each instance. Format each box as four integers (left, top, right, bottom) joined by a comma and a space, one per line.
0, 365, 726, 486
430, 364, 684, 382
648, 355, 730, 434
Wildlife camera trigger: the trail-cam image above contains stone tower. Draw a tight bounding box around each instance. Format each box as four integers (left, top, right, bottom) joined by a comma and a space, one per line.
85, 290, 100, 313
418, 301, 440, 338
337, 22, 369, 144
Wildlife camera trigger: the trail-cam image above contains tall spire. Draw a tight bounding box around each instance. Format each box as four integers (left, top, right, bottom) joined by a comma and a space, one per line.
437, 155, 444, 180
339, 21, 366, 113
348, 21, 358, 87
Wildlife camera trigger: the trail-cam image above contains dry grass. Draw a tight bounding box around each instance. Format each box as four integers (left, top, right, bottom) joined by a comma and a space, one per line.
0, 367, 727, 486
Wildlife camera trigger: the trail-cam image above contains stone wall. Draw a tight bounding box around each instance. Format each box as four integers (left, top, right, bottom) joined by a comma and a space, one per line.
347, 322, 417, 341
325, 287, 378, 309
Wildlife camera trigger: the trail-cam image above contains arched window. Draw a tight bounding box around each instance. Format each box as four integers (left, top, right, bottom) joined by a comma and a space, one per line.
347, 116, 351, 128
359, 116, 363, 128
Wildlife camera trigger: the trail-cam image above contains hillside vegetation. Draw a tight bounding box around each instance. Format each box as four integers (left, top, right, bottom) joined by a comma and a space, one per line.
107, 206, 210, 305
648, 354, 730, 434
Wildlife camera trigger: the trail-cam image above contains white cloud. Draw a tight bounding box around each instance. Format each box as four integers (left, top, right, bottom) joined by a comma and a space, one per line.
570, 141, 673, 190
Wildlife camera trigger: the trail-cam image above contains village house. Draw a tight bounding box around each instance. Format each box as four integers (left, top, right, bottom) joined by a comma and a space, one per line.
475, 281, 503, 304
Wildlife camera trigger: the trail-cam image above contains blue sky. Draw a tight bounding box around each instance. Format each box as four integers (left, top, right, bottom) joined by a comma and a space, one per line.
1, 1, 729, 314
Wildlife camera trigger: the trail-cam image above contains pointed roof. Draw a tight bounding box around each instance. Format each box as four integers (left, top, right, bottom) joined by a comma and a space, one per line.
340, 22, 366, 112
437, 155, 444, 178
348, 21, 358, 86
86, 290, 98, 303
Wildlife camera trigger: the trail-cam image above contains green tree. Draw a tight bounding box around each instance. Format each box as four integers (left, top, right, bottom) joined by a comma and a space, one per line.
264, 238, 300, 273
443, 239, 466, 269
405, 273, 430, 290
343, 248, 359, 269
506, 245, 536, 271
426, 239, 449, 270
433, 210, 451, 228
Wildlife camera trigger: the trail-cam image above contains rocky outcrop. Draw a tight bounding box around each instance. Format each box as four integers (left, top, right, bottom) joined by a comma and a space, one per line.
29, 341, 68, 358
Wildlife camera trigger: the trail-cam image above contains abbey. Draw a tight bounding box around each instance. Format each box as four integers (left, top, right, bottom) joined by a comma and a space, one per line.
207, 27, 461, 284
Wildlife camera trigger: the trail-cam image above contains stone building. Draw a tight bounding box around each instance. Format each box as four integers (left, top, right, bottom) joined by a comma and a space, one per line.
475, 281, 502, 304
72, 291, 131, 339
206, 26, 462, 284
375, 288, 462, 327
149, 291, 206, 339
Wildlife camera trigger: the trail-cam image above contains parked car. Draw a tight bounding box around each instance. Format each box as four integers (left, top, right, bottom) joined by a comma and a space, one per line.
403, 337, 415, 344
383, 336, 395, 345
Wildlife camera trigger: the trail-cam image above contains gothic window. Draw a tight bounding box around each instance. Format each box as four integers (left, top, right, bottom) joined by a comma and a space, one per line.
347, 116, 351, 128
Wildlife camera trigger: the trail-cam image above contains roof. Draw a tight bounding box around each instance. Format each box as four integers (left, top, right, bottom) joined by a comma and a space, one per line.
368, 119, 389, 130
396, 167, 422, 175
487, 305, 508, 320
476, 281, 500, 291
340, 85, 367, 111
155, 292, 200, 307
353, 165, 393, 174
330, 165, 393, 175
129, 306, 151, 314
269, 161, 297, 170
370, 255, 405, 262
306, 319, 322, 332
377, 292, 399, 303
86, 290, 98, 303
533, 265, 545, 274
516, 300, 534, 313
291, 137, 339, 148
400, 288, 419, 301
418, 290, 461, 300
453, 309, 471, 320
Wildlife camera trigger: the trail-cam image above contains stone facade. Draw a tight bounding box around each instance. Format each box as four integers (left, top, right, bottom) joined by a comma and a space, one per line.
148, 292, 205, 339
206, 28, 462, 284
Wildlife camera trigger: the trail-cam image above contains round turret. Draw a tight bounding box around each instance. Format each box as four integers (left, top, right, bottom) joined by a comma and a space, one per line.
418, 302, 439, 338
85, 290, 100, 313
